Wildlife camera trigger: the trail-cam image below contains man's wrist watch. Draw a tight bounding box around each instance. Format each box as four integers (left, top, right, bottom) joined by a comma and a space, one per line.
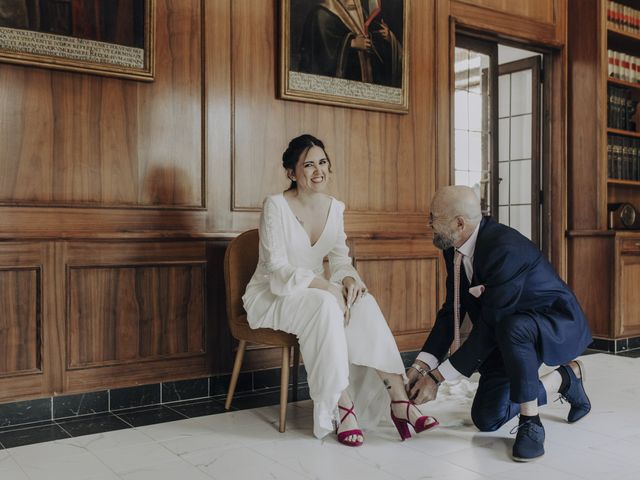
427, 369, 443, 386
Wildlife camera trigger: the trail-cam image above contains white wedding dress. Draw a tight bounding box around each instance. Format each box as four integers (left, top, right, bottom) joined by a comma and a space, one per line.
243, 193, 406, 438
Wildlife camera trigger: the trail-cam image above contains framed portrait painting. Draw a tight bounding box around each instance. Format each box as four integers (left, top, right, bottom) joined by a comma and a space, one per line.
280, 0, 409, 113
0, 0, 155, 81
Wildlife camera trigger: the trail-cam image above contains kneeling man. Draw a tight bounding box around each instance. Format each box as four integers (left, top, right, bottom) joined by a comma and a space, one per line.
408, 186, 592, 461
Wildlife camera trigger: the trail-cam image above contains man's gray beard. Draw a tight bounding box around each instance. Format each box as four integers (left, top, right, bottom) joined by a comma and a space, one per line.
433, 232, 456, 251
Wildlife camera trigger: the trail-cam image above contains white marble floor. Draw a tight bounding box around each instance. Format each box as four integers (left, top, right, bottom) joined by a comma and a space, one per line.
0, 353, 637, 480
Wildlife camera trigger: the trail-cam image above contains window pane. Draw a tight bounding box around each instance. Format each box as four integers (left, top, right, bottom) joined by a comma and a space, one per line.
510, 114, 532, 160
455, 130, 469, 171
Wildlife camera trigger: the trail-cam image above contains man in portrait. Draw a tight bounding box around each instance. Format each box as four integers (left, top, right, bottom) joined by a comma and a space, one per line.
295, 0, 404, 88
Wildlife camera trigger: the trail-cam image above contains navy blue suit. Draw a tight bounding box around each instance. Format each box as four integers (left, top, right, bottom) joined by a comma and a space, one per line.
422, 217, 592, 431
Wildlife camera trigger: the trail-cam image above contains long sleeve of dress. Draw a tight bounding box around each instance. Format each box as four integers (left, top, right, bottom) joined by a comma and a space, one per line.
327, 201, 365, 288
259, 197, 316, 296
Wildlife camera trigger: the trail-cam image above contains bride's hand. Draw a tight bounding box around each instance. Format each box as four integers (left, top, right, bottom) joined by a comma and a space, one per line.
327, 284, 347, 312
328, 283, 352, 325
342, 276, 366, 308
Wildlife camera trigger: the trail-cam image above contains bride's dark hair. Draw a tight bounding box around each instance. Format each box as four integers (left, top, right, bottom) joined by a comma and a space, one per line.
282, 134, 332, 190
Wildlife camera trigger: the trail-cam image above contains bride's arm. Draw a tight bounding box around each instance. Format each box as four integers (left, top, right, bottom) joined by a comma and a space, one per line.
327, 202, 363, 284
259, 197, 317, 296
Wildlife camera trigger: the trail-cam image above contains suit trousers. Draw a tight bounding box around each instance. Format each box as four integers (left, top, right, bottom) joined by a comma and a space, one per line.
470, 313, 548, 432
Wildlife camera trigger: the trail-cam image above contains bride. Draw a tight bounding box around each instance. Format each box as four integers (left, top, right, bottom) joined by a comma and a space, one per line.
242, 134, 438, 446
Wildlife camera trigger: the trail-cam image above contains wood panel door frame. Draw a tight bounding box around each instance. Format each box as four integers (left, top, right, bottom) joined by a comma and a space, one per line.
438, 15, 566, 274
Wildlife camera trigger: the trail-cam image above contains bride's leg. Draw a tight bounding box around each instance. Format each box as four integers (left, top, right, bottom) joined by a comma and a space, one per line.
377, 371, 438, 427
336, 390, 363, 444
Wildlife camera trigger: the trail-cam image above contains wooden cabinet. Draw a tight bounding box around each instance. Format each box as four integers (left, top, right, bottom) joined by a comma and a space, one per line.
568, 0, 640, 346
617, 235, 640, 337
568, 231, 640, 343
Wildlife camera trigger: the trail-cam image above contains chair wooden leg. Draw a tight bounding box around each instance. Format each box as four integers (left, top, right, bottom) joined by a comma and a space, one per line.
279, 346, 290, 433
291, 345, 300, 402
225, 339, 246, 410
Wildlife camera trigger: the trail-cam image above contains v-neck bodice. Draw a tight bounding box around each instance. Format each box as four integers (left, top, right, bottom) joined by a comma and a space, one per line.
281, 194, 334, 248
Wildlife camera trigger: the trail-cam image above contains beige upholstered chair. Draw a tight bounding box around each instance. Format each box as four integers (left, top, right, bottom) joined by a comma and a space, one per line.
223, 229, 300, 432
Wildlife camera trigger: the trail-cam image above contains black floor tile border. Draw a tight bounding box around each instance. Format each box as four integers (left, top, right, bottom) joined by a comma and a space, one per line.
589, 336, 640, 354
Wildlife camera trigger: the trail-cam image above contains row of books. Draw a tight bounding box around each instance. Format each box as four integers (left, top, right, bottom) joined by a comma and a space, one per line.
607, 1, 640, 34
608, 50, 640, 83
608, 135, 640, 181
608, 85, 638, 131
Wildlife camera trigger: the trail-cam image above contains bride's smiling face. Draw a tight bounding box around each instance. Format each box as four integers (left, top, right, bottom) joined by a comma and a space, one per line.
290, 146, 331, 193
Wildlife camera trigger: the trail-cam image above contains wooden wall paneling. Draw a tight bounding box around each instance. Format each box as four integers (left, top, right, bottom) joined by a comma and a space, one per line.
450, 0, 564, 47
352, 239, 440, 351
63, 240, 209, 392
0, 208, 209, 239
0, 0, 203, 209
0, 268, 39, 375
206, 240, 233, 374
204, 0, 240, 232
0, 242, 61, 402
548, 39, 569, 278
230, 0, 436, 226
435, 0, 453, 190
67, 264, 205, 368
567, 234, 614, 338
454, 0, 555, 25
138, 0, 204, 208
567, 0, 603, 231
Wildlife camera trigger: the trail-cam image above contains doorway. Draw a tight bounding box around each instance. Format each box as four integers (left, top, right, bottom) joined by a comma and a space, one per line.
453, 34, 545, 250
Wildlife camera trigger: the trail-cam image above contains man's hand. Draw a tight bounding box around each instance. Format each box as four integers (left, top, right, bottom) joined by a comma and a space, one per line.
405, 359, 429, 392
409, 368, 443, 405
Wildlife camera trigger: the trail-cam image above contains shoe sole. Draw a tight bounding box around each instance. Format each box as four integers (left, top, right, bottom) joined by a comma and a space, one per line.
512, 453, 545, 462
568, 359, 591, 424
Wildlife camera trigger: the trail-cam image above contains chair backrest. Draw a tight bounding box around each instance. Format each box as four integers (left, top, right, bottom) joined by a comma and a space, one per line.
224, 229, 259, 334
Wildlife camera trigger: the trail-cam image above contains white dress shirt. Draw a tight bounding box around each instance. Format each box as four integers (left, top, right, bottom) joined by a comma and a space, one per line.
417, 222, 481, 380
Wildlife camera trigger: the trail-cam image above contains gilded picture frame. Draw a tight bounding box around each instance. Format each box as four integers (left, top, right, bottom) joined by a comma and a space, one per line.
0, 0, 155, 81
280, 0, 409, 114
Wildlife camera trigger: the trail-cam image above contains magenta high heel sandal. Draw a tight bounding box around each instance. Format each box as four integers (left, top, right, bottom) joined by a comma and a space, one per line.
390, 400, 439, 441
336, 402, 364, 447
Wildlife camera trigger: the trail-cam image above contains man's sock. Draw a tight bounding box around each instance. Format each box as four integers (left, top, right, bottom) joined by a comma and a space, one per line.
557, 365, 571, 394
519, 414, 542, 427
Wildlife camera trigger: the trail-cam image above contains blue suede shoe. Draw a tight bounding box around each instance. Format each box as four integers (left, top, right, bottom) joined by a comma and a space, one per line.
511, 420, 545, 462
558, 360, 591, 423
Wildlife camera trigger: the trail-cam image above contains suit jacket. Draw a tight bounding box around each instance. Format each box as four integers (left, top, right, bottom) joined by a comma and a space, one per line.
422, 217, 592, 377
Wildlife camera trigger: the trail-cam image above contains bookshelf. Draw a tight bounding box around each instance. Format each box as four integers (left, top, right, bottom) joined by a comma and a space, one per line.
606, 1, 640, 204
568, 0, 640, 349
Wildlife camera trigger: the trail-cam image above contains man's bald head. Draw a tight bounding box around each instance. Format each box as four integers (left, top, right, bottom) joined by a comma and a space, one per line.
429, 186, 482, 250
431, 185, 482, 228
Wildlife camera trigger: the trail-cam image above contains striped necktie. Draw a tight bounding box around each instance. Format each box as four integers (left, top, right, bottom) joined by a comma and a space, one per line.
452, 250, 462, 353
